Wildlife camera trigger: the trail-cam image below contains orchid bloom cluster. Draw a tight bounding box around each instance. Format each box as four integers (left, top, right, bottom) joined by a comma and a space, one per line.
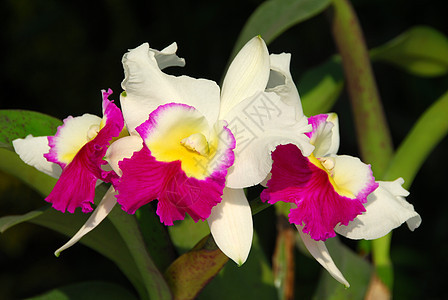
13, 36, 421, 286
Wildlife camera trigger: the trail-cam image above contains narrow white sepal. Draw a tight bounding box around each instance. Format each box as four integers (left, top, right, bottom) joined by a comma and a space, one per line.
12, 135, 62, 178
54, 186, 117, 257
207, 188, 253, 265
297, 224, 350, 288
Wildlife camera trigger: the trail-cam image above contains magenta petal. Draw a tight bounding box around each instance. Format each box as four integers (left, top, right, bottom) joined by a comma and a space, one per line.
45, 145, 99, 213
262, 144, 366, 241
115, 146, 224, 225
305, 114, 328, 139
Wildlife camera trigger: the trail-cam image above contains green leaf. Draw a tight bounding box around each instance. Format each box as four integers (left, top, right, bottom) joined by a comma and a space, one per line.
0, 148, 57, 196
0, 184, 147, 297
300, 57, 345, 116
24, 281, 138, 300
106, 205, 172, 300
199, 232, 277, 300
384, 89, 448, 186
0, 177, 170, 299
313, 237, 373, 300
370, 26, 448, 77
0, 110, 61, 150
165, 235, 229, 300
231, 0, 331, 57
136, 205, 177, 271
168, 214, 211, 254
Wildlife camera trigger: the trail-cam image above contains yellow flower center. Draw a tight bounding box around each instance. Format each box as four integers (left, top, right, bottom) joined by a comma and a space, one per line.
308, 154, 354, 198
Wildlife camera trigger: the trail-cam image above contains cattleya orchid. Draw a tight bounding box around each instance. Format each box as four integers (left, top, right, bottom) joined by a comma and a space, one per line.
13, 36, 314, 265
13, 89, 124, 213
261, 113, 422, 286
105, 36, 313, 265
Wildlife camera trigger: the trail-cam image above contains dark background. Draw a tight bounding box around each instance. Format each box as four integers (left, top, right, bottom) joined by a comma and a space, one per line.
1, 0, 447, 299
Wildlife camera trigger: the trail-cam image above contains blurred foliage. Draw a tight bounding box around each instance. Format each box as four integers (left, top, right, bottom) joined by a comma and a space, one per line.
1, 0, 447, 299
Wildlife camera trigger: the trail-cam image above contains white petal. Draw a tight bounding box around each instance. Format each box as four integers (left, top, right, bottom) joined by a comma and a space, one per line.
152, 42, 186, 70
207, 188, 253, 265
54, 186, 117, 256
331, 154, 377, 199
49, 114, 102, 166
121, 43, 220, 132
224, 91, 313, 188
267, 53, 304, 118
297, 224, 350, 287
105, 135, 143, 176
311, 113, 340, 157
335, 178, 422, 239
220, 36, 270, 118
12, 135, 62, 178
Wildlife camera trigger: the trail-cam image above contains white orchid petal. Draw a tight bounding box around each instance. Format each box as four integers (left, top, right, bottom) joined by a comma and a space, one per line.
208, 188, 253, 265
12, 135, 62, 178
224, 91, 313, 188
331, 155, 377, 200
267, 53, 304, 118
47, 114, 102, 166
54, 186, 117, 256
121, 43, 220, 132
335, 178, 421, 239
105, 135, 143, 176
297, 224, 350, 287
310, 113, 340, 157
220, 36, 270, 118
152, 42, 185, 69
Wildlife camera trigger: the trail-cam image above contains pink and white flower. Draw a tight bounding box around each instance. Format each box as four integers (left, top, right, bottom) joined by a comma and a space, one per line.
13, 89, 124, 213
261, 113, 421, 286
104, 37, 313, 265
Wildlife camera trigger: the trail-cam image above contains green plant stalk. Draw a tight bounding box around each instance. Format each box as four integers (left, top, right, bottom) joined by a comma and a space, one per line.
372, 90, 448, 287
329, 0, 395, 290
329, 0, 394, 174
384, 90, 448, 185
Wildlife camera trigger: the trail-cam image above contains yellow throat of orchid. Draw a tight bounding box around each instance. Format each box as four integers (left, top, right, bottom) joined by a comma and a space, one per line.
308, 154, 354, 198
148, 126, 218, 180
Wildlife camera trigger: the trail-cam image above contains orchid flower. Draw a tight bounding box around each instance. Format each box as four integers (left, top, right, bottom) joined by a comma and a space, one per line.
102, 36, 313, 265
261, 113, 421, 286
13, 89, 124, 213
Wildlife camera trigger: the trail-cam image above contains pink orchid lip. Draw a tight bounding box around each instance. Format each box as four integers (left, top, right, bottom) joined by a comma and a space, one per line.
114, 102, 236, 225
44, 89, 124, 213
262, 144, 372, 241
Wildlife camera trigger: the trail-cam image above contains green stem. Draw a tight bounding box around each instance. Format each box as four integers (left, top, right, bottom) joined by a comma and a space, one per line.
329, 0, 394, 175
329, 0, 395, 290
384, 90, 448, 185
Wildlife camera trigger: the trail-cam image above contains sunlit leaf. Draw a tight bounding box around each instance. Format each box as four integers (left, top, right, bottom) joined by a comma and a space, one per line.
24, 281, 138, 300
313, 237, 373, 300
231, 0, 331, 58
0, 110, 61, 151
370, 26, 448, 77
